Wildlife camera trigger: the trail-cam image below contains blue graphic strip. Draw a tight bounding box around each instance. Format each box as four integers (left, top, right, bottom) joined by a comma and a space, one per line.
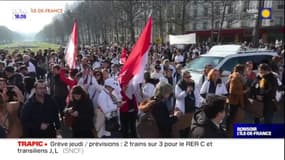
234, 124, 284, 138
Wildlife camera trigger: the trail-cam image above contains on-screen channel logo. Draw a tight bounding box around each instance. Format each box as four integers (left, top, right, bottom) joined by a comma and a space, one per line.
12, 9, 28, 20
260, 8, 272, 19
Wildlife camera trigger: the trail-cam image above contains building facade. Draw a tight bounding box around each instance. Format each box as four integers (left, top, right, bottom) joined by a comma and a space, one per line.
185, 0, 284, 43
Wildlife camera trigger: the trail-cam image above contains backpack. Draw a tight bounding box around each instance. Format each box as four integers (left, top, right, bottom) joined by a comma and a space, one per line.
136, 100, 160, 138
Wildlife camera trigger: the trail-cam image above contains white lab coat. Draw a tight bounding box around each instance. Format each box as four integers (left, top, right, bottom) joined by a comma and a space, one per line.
97, 89, 118, 115
142, 83, 155, 100
78, 74, 103, 100
200, 80, 228, 96
175, 83, 201, 114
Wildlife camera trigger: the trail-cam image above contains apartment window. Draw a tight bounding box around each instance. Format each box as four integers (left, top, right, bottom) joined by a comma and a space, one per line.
227, 19, 233, 28
244, 0, 250, 12
278, 1, 284, 9
277, 17, 284, 25
203, 8, 208, 16
215, 6, 220, 15
203, 22, 208, 29
193, 23, 197, 30
193, 8, 197, 17
215, 21, 220, 29
228, 5, 233, 14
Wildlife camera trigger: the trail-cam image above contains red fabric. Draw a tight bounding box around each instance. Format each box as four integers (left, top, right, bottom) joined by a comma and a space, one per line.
118, 16, 152, 98
119, 91, 138, 112
59, 69, 77, 89
65, 20, 78, 69
60, 69, 78, 105
120, 48, 127, 64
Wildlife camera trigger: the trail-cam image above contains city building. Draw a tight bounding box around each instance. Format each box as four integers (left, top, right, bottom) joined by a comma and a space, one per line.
185, 0, 284, 43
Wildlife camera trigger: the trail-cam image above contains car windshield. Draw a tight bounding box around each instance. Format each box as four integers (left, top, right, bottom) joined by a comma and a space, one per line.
185, 56, 224, 72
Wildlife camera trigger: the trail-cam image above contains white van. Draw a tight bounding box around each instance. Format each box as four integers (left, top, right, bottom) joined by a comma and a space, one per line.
184, 44, 277, 85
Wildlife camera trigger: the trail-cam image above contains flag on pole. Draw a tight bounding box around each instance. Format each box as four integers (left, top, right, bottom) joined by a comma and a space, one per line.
119, 48, 127, 64
65, 20, 78, 69
118, 16, 152, 99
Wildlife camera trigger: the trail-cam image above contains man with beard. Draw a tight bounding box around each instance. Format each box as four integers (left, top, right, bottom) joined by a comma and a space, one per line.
175, 71, 200, 138
21, 80, 62, 138
50, 65, 69, 119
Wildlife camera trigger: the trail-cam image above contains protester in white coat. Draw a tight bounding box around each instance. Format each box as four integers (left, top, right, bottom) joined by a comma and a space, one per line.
77, 64, 103, 97
200, 69, 228, 102
96, 78, 120, 137
142, 72, 155, 100
175, 71, 201, 114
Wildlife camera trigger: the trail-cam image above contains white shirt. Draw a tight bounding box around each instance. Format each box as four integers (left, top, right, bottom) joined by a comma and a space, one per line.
27, 61, 36, 73
142, 83, 155, 100
151, 71, 164, 80
92, 61, 101, 69
111, 57, 119, 64
174, 55, 184, 63
175, 83, 201, 113
200, 80, 228, 96
78, 74, 103, 99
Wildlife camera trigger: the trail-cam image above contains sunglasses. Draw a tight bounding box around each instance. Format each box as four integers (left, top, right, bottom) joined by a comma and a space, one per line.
185, 75, 192, 79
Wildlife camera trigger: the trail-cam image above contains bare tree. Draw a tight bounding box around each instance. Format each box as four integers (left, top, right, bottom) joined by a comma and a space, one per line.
217, 0, 233, 43
253, 0, 265, 47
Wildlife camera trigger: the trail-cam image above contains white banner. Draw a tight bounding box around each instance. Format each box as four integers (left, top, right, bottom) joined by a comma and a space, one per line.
169, 33, 196, 45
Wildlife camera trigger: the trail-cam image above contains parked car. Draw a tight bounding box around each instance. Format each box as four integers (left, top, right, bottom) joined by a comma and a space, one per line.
184, 44, 277, 84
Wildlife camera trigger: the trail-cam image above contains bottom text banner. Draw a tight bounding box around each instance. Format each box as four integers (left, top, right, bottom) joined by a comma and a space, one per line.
0, 139, 283, 160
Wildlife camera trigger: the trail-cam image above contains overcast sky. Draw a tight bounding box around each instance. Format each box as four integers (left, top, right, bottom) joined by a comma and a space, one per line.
0, 1, 77, 34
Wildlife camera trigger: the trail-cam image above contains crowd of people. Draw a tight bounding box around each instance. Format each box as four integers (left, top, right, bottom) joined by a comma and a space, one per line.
0, 40, 284, 138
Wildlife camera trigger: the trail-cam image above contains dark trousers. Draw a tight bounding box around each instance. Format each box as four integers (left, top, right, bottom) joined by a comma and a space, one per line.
72, 130, 94, 138
254, 117, 261, 124
254, 111, 274, 124
54, 96, 66, 119
24, 126, 56, 138
226, 104, 239, 130
255, 99, 275, 124
179, 127, 190, 138
264, 111, 274, 124
0, 125, 7, 138
120, 111, 137, 138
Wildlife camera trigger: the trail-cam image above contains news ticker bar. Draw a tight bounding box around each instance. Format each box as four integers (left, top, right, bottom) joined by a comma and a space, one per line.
14, 139, 213, 155
0, 139, 283, 160
234, 124, 284, 138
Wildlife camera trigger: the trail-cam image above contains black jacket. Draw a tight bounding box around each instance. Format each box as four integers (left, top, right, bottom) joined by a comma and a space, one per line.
0, 125, 7, 138
50, 74, 68, 98
69, 99, 94, 131
21, 95, 60, 138
191, 110, 227, 138
151, 99, 177, 138
261, 72, 278, 113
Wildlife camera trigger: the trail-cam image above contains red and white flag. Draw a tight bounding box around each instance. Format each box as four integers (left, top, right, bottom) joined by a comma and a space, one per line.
65, 20, 78, 69
118, 16, 152, 99
119, 48, 127, 64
